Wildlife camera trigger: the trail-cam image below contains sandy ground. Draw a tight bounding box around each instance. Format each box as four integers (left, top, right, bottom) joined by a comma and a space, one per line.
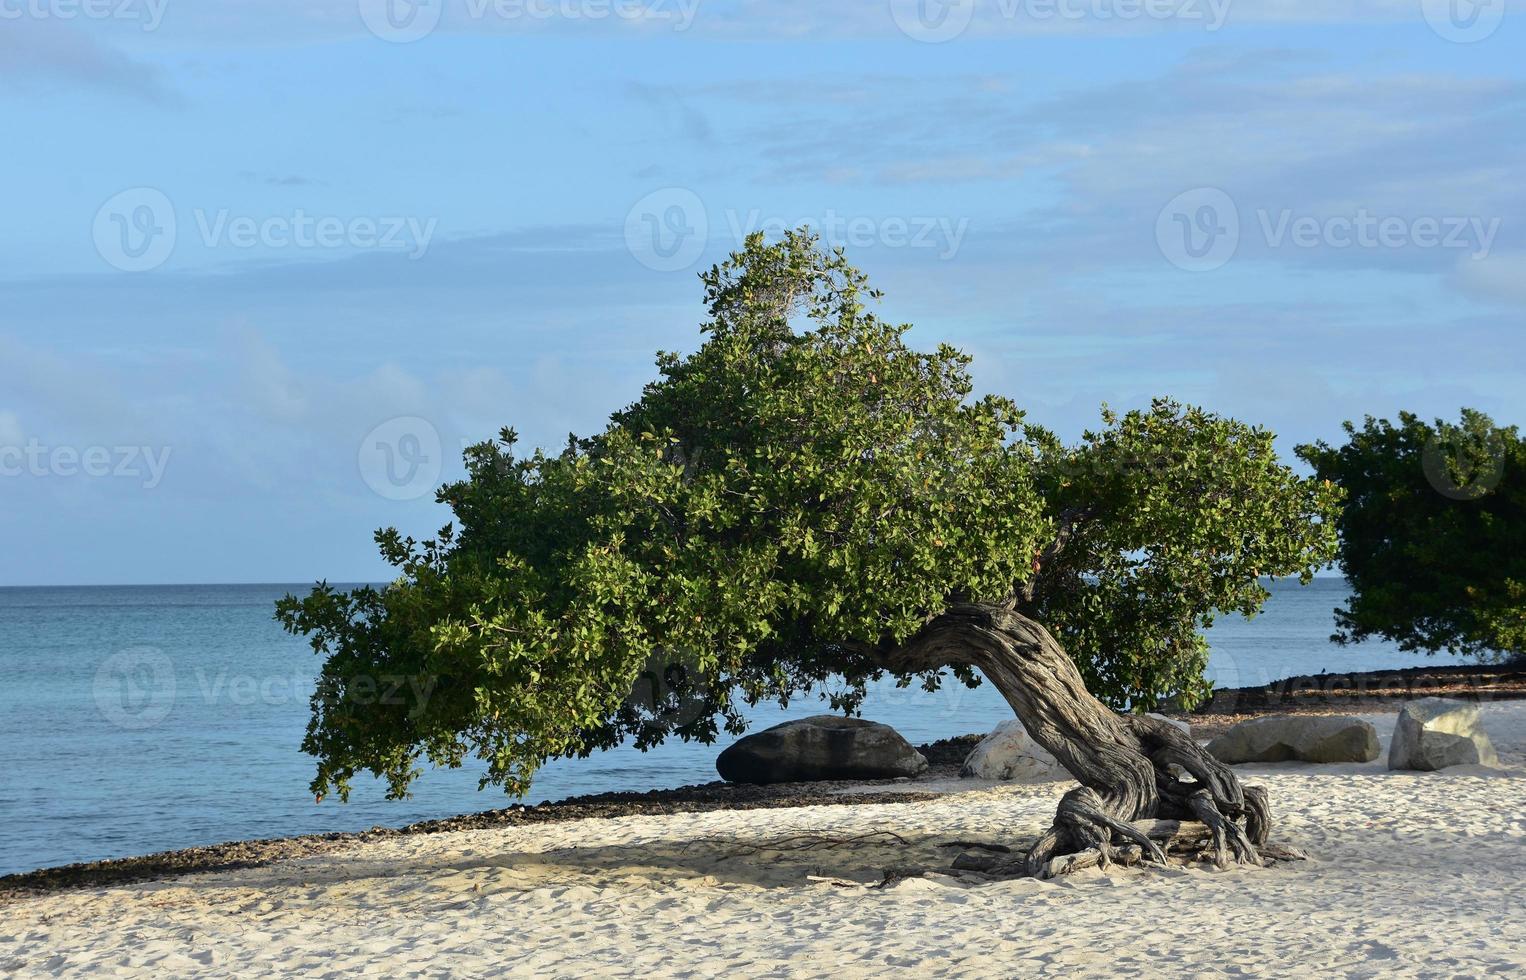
3, 704, 1524, 979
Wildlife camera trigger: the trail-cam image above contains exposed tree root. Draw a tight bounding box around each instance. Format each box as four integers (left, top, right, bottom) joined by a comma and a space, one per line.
948, 819, 1307, 881
867, 604, 1285, 877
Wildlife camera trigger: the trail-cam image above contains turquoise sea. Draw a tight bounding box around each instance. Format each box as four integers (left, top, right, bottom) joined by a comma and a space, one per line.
0, 579, 1467, 876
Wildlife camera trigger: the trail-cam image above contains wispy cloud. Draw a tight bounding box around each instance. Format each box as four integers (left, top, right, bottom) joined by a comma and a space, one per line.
627, 82, 715, 144
645, 54, 1525, 282
0, 20, 177, 103
238, 172, 330, 188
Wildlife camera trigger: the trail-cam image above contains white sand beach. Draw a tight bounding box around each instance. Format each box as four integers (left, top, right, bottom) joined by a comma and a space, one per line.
4, 703, 1524, 979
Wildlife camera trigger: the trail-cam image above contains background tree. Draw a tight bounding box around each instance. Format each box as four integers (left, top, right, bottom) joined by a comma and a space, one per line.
1299, 410, 1524, 662
278, 231, 1339, 875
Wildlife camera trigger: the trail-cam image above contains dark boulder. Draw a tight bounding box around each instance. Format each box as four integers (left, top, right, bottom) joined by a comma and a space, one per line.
716, 715, 929, 784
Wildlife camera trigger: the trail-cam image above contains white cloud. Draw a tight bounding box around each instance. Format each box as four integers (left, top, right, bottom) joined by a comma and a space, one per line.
1450, 251, 1526, 306
237, 328, 311, 424
0, 411, 24, 447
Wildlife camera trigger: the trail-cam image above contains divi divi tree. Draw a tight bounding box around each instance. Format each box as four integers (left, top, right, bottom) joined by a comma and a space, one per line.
279, 231, 1340, 875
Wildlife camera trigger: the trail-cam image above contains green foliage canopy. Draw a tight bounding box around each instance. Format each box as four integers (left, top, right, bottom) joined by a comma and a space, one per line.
277, 231, 1339, 802
1299, 410, 1524, 661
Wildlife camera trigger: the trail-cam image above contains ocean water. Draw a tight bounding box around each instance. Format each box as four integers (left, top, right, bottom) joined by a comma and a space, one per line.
0, 579, 1467, 877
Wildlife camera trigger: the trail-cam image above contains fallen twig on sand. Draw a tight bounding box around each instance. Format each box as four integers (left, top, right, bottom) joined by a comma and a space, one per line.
685, 830, 912, 858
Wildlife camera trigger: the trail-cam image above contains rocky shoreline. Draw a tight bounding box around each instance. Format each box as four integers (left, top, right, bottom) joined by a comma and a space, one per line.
1181, 662, 1526, 738
4, 662, 1521, 903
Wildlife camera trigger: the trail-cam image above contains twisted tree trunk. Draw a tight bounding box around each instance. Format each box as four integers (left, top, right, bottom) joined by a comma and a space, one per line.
875, 604, 1269, 877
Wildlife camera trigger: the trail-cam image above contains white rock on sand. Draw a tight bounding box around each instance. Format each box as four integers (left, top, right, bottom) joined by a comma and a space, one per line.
1388, 697, 1500, 771
3, 703, 1525, 978
958, 719, 1061, 781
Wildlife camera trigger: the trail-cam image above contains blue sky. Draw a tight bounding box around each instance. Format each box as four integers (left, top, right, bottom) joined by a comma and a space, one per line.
1, 1, 1522, 585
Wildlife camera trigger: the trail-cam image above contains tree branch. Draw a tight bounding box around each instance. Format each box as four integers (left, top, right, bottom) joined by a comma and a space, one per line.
1019, 506, 1092, 606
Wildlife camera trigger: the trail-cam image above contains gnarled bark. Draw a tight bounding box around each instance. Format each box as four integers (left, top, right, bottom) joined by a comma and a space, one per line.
870, 603, 1270, 877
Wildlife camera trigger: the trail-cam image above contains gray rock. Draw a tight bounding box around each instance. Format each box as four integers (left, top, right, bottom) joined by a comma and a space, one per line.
951, 850, 1002, 873
1388, 698, 1499, 771
1146, 713, 1192, 737
715, 715, 928, 784
1206, 715, 1380, 764
959, 719, 1061, 781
